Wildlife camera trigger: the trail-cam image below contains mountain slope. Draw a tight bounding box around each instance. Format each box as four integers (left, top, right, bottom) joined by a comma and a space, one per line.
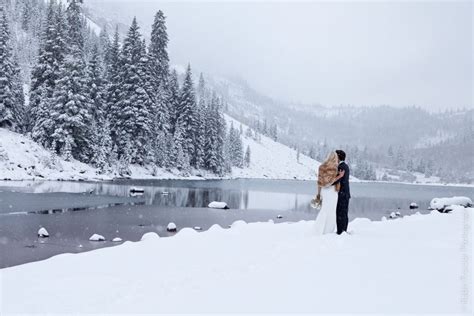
0, 115, 320, 181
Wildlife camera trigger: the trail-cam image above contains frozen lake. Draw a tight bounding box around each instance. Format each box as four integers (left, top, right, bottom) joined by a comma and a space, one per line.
0, 179, 472, 268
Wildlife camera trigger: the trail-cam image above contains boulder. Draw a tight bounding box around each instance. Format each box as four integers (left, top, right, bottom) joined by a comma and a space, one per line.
167, 222, 177, 232
37, 227, 49, 238
208, 201, 229, 209
89, 234, 105, 242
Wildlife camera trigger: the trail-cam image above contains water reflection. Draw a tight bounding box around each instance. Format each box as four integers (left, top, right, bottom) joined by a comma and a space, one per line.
0, 179, 472, 220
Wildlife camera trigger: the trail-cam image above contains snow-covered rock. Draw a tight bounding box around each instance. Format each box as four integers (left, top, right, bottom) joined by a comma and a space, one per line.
193, 226, 202, 231
37, 227, 49, 238
430, 196, 473, 211
409, 202, 419, 209
389, 212, 401, 219
277, 215, 283, 219
89, 234, 105, 242
208, 201, 229, 209
167, 223, 177, 232
112, 237, 122, 242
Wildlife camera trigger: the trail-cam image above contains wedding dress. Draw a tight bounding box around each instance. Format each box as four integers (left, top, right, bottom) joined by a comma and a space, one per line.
314, 186, 338, 235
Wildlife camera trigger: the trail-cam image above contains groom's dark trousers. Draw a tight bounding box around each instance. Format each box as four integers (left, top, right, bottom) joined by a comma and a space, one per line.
333, 161, 351, 235
336, 193, 350, 234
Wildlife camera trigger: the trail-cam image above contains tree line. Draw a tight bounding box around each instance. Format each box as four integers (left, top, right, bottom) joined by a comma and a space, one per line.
0, 0, 249, 176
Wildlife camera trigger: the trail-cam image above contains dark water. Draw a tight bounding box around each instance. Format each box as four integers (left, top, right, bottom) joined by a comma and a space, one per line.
0, 179, 472, 268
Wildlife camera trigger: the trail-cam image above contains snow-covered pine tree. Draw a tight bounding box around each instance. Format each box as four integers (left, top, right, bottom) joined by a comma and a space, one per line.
105, 26, 121, 125
49, 0, 94, 162
0, 8, 24, 131
194, 73, 208, 169
87, 44, 106, 125
98, 25, 110, 64
66, 0, 84, 51
30, 1, 67, 143
87, 43, 111, 166
244, 145, 251, 168
115, 17, 153, 164
176, 64, 198, 166
148, 10, 169, 89
227, 121, 244, 168
167, 69, 180, 135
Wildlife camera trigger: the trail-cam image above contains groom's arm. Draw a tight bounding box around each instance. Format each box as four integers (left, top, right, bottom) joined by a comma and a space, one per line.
332, 167, 345, 185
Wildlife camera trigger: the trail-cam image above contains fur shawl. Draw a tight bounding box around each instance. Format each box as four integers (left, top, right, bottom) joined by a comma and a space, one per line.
317, 152, 339, 187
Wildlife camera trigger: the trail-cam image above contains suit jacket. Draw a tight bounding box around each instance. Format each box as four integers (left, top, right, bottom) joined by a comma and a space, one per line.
333, 161, 351, 199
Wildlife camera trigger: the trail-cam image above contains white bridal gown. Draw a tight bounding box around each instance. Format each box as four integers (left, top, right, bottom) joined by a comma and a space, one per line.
314, 186, 338, 235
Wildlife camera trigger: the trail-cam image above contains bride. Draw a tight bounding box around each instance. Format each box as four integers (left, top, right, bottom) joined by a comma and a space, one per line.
313, 152, 341, 235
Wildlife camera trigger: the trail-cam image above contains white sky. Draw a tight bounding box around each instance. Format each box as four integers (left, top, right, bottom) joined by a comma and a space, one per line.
87, 0, 473, 110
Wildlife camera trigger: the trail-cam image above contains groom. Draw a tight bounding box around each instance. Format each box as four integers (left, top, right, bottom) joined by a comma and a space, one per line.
333, 150, 351, 235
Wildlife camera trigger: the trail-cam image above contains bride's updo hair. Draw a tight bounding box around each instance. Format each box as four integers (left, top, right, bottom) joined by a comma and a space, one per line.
317, 152, 339, 187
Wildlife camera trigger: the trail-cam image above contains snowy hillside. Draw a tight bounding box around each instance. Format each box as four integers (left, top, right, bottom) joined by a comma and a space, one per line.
0, 128, 101, 181
0, 119, 320, 181
2, 207, 471, 313
225, 115, 319, 180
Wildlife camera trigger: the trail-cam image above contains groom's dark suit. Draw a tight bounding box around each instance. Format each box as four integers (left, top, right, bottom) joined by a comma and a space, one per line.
333, 161, 351, 234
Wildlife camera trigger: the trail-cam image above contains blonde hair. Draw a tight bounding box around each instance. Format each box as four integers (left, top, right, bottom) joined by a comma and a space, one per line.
317, 152, 339, 187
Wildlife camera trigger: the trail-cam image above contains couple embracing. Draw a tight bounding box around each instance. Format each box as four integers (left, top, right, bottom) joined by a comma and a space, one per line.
313, 150, 351, 235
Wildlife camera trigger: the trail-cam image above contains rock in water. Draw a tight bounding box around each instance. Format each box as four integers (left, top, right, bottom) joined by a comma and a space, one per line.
129, 187, 145, 194
112, 237, 122, 242
277, 215, 283, 219
167, 222, 177, 232
410, 203, 419, 209
89, 234, 105, 242
208, 201, 229, 209
38, 227, 49, 238
194, 226, 202, 231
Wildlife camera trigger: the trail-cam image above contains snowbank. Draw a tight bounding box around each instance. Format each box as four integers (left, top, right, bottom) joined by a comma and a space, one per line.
1, 207, 471, 314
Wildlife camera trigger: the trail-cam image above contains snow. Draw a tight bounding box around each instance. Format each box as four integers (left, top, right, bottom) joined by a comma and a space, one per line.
37, 227, 49, 238
167, 222, 177, 232
208, 201, 228, 209
0, 128, 103, 181
430, 196, 473, 210
225, 115, 320, 180
1, 207, 471, 313
88, 234, 105, 242
141, 232, 159, 242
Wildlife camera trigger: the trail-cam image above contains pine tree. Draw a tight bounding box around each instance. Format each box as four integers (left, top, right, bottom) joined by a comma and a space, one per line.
244, 145, 251, 167
66, 0, 84, 52
177, 64, 198, 165
30, 1, 67, 143
167, 69, 180, 134
49, 0, 94, 162
113, 18, 154, 164
0, 8, 24, 131
148, 10, 169, 89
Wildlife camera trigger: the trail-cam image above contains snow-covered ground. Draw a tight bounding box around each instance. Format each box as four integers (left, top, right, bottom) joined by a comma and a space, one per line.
1, 206, 471, 314
0, 116, 320, 181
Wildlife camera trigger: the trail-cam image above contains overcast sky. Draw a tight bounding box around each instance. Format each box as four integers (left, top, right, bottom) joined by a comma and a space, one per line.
87, 0, 472, 110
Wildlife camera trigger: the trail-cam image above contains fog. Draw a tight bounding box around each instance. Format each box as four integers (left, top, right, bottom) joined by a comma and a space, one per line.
86, 0, 472, 110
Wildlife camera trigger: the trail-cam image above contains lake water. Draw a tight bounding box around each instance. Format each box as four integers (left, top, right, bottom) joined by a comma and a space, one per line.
0, 179, 472, 268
